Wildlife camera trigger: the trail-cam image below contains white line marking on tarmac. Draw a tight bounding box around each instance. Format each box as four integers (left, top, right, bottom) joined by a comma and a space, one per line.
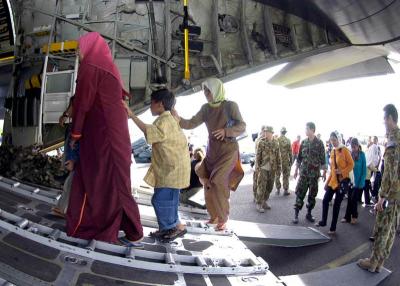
311, 242, 370, 272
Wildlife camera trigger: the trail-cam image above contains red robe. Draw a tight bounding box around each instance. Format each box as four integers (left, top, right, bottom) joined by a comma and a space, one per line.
66, 34, 142, 243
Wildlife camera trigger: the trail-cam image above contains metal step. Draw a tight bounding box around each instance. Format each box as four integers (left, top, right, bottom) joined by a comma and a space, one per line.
1, 177, 208, 216
0, 208, 274, 281
138, 204, 331, 247
280, 262, 391, 286
0, 177, 331, 247
0, 276, 15, 286
0, 177, 60, 204
229, 220, 331, 247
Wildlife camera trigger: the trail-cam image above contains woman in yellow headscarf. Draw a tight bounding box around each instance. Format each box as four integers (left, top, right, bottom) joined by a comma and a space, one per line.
173, 78, 246, 230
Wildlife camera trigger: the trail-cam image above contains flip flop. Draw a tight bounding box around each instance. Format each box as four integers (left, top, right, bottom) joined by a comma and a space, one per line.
118, 237, 144, 248
51, 207, 66, 218
206, 218, 218, 224
215, 223, 227, 231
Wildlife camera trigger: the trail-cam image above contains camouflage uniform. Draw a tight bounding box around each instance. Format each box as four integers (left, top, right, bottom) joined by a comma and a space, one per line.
275, 135, 292, 193
369, 127, 400, 265
253, 136, 263, 200
256, 138, 281, 206
294, 137, 326, 211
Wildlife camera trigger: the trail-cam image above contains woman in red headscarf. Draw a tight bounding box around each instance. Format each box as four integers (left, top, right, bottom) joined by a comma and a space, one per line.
66, 32, 143, 244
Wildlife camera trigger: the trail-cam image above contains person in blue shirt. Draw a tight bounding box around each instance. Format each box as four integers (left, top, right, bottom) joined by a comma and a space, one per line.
52, 97, 80, 217
342, 138, 366, 224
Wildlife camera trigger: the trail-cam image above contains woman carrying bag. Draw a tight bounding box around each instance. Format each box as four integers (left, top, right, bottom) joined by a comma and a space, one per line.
342, 138, 366, 224
316, 132, 354, 234
172, 78, 246, 231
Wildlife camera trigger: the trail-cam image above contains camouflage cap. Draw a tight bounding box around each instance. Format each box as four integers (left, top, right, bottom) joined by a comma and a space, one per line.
265, 126, 274, 133
261, 125, 267, 131
281, 127, 287, 133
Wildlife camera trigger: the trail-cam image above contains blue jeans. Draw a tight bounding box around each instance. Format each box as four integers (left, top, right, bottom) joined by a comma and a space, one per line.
152, 188, 180, 231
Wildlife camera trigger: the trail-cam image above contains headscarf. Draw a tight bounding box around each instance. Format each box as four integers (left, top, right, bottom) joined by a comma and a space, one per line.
201, 78, 226, 107
330, 131, 345, 149
350, 137, 360, 161
78, 32, 129, 97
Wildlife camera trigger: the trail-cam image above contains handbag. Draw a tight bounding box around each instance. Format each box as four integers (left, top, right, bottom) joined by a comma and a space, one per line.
224, 102, 247, 142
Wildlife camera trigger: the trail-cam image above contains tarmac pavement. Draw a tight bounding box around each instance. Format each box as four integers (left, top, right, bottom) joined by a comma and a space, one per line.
230, 165, 399, 286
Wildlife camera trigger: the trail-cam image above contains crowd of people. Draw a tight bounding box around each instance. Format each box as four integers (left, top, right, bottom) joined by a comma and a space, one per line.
52, 32, 398, 273
252, 106, 399, 273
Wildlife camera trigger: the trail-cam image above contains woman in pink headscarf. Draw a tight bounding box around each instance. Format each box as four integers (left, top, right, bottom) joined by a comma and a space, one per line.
66, 32, 143, 245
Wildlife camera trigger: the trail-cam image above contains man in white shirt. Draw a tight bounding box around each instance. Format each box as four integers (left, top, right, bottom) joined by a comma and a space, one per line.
365, 136, 381, 204
366, 136, 381, 168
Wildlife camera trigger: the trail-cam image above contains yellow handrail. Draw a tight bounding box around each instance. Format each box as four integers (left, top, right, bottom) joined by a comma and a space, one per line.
183, 0, 190, 81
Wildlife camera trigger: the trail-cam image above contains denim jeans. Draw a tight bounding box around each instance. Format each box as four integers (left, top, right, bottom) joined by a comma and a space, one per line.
152, 188, 180, 231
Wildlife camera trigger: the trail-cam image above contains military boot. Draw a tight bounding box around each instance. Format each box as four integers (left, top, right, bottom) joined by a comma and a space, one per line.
263, 201, 271, 210
276, 189, 280, 195
305, 209, 315, 222
375, 259, 384, 273
357, 258, 380, 273
283, 190, 290, 196
292, 208, 299, 224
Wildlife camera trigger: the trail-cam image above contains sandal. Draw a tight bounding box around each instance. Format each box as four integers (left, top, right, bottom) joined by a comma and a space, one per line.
215, 222, 227, 231
160, 227, 187, 243
206, 218, 218, 224
149, 229, 167, 238
51, 207, 66, 218
118, 236, 144, 248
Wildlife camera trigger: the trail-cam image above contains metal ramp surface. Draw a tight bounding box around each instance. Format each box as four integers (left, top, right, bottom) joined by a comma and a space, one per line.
138, 204, 331, 247
0, 177, 331, 247
0, 207, 280, 286
0, 176, 209, 216
280, 262, 391, 286
230, 220, 331, 247
0, 178, 392, 286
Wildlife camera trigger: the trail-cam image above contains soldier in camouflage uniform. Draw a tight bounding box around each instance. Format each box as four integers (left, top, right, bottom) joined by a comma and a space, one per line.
253, 126, 267, 202
293, 122, 327, 224
275, 127, 292, 196
256, 126, 281, 212
358, 104, 400, 273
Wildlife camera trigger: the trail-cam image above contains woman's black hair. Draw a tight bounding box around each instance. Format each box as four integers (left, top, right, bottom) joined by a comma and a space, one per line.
330, 132, 338, 139
150, 88, 176, 111
350, 137, 359, 147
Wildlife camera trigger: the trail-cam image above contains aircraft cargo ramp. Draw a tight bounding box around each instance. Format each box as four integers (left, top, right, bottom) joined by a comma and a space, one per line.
0, 177, 392, 286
